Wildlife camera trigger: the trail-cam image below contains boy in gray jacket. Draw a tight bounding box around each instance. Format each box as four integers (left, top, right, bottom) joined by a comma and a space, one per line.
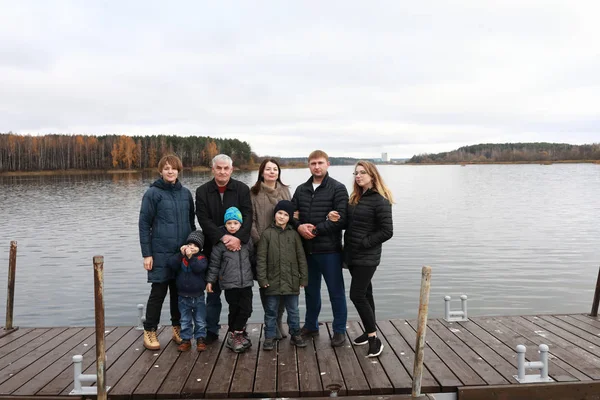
206, 207, 254, 353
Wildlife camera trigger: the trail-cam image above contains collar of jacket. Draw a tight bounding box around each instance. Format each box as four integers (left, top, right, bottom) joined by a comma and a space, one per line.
269, 223, 294, 232
301, 172, 331, 190
207, 177, 235, 193
151, 178, 182, 191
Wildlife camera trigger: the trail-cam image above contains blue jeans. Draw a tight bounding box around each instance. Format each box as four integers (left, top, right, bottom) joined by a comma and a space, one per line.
205, 280, 222, 336
179, 295, 207, 341
265, 295, 300, 339
304, 253, 347, 334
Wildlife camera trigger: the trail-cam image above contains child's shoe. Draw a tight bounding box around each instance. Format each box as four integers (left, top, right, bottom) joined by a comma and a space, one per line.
232, 332, 245, 353
177, 340, 192, 352
172, 325, 183, 345
143, 330, 160, 350
225, 332, 234, 350
241, 331, 252, 349
196, 337, 207, 352
263, 338, 275, 351
291, 334, 307, 348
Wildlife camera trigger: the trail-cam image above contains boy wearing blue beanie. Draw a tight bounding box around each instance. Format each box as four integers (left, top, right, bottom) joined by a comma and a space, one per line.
206, 206, 254, 353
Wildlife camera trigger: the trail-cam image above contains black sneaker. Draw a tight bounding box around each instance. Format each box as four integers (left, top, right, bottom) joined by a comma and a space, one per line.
263, 338, 275, 351
353, 332, 369, 346
331, 332, 346, 347
300, 327, 320, 337
205, 331, 219, 345
367, 336, 383, 357
291, 335, 307, 348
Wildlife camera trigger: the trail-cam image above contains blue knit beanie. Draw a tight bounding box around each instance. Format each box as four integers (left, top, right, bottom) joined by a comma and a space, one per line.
224, 206, 243, 224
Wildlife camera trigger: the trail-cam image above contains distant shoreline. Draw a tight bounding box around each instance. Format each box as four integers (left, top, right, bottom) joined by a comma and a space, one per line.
1, 159, 599, 176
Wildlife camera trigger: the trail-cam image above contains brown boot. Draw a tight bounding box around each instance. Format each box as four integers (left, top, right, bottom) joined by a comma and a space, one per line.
143, 330, 160, 350
196, 337, 207, 352
177, 340, 192, 352
172, 326, 183, 345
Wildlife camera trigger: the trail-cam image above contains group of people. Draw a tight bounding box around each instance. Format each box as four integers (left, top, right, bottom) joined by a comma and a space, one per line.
138, 150, 394, 358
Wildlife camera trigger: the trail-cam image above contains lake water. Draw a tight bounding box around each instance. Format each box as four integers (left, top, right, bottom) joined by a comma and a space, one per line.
1, 164, 599, 328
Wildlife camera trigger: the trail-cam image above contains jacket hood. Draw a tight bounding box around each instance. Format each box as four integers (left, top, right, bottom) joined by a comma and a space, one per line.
151, 177, 182, 191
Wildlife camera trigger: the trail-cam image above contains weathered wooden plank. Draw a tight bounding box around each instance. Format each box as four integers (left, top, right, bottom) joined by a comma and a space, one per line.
571, 313, 600, 328
278, 323, 300, 397
296, 324, 324, 397
204, 330, 239, 399
438, 319, 518, 384
12, 327, 102, 395
108, 327, 173, 399
555, 315, 600, 339
377, 320, 437, 393
37, 326, 131, 396
180, 326, 228, 398
0, 328, 58, 368
155, 343, 199, 399
313, 323, 347, 396
133, 329, 182, 399
0, 328, 30, 349
0, 328, 77, 386
503, 316, 600, 378
346, 320, 394, 394
533, 315, 600, 352
458, 381, 600, 400
468, 317, 582, 382
429, 319, 509, 385
253, 326, 278, 397
57, 326, 143, 395
229, 323, 261, 398
391, 319, 462, 390
328, 322, 371, 395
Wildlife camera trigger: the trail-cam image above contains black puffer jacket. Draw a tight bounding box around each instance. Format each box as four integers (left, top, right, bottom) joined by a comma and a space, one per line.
343, 189, 393, 268
292, 173, 348, 254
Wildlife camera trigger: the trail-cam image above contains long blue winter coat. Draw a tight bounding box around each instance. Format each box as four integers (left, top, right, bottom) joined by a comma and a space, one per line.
139, 178, 196, 283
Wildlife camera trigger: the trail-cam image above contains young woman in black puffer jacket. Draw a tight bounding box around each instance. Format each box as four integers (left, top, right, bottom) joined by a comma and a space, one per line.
329, 160, 393, 358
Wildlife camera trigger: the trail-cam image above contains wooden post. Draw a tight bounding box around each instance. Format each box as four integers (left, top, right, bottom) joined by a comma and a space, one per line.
93, 256, 107, 400
412, 265, 432, 399
591, 267, 600, 317
5, 241, 17, 330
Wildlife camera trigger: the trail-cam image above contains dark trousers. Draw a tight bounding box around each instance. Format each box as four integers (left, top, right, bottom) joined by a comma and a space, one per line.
349, 266, 377, 334
206, 280, 222, 336
224, 287, 253, 332
144, 280, 180, 331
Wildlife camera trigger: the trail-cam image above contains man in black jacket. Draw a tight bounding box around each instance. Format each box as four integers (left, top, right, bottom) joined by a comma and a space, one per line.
292, 150, 349, 347
196, 154, 253, 344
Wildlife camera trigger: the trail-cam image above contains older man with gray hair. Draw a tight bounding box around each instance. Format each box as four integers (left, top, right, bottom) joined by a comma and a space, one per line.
195, 154, 253, 345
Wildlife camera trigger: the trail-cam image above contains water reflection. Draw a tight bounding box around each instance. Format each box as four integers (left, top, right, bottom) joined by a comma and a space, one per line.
0, 164, 599, 327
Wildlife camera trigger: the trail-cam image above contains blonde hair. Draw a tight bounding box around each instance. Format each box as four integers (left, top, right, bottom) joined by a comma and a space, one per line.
308, 150, 329, 162
349, 160, 395, 205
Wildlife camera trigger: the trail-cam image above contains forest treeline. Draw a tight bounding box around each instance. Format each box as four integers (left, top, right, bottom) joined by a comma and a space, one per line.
0, 133, 252, 172
408, 142, 600, 163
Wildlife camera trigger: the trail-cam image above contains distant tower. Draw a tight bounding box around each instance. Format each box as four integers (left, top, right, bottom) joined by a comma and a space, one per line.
382, 152, 389, 162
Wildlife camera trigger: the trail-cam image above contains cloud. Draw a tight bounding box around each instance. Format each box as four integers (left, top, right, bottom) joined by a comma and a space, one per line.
1, 0, 599, 158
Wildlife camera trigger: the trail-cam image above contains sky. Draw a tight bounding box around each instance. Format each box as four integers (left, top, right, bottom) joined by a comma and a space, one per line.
1, 1, 599, 159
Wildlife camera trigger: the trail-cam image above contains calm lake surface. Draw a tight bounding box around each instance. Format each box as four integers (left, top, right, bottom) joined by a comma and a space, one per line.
1, 164, 599, 327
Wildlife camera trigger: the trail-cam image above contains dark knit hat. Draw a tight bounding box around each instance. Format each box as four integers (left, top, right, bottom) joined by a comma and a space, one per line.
224, 206, 243, 224
186, 230, 204, 249
274, 200, 295, 219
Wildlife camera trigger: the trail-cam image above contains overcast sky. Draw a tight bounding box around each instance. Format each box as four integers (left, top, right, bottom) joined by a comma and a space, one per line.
1, 1, 599, 158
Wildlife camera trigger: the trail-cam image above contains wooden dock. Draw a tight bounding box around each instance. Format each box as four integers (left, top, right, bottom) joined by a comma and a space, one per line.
2, 314, 600, 399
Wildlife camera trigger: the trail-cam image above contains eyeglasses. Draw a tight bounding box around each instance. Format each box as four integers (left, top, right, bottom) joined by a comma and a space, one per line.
352, 170, 368, 176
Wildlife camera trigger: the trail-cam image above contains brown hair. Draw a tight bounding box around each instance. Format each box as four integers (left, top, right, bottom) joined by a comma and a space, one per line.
308, 150, 329, 162
157, 154, 183, 173
250, 158, 287, 195
349, 160, 395, 205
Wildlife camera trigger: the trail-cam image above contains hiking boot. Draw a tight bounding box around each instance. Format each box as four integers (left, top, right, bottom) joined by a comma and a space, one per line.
331, 332, 346, 347
143, 329, 160, 350
263, 338, 275, 351
172, 325, 183, 345
225, 332, 234, 350
353, 332, 369, 346
232, 332, 245, 353
277, 319, 288, 339
300, 327, 319, 337
177, 340, 192, 352
205, 331, 219, 345
241, 331, 252, 349
291, 335, 307, 348
367, 336, 384, 357
196, 337, 207, 352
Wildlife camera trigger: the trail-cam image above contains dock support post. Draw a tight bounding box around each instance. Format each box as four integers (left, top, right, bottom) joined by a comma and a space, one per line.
93, 256, 107, 400
412, 265, 431, 399
5, 241, 17, 330
135, 303, 145, 330
590, 266, 600, 317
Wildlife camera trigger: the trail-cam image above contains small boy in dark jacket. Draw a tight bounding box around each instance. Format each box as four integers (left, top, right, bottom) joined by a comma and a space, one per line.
206, 207, 254, 353
168, 230, 208, 352
257, 200, 308, 351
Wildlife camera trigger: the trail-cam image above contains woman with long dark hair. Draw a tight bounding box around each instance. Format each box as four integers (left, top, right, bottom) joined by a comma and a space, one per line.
329, 160, 393, 357
250, 158, 291, 339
